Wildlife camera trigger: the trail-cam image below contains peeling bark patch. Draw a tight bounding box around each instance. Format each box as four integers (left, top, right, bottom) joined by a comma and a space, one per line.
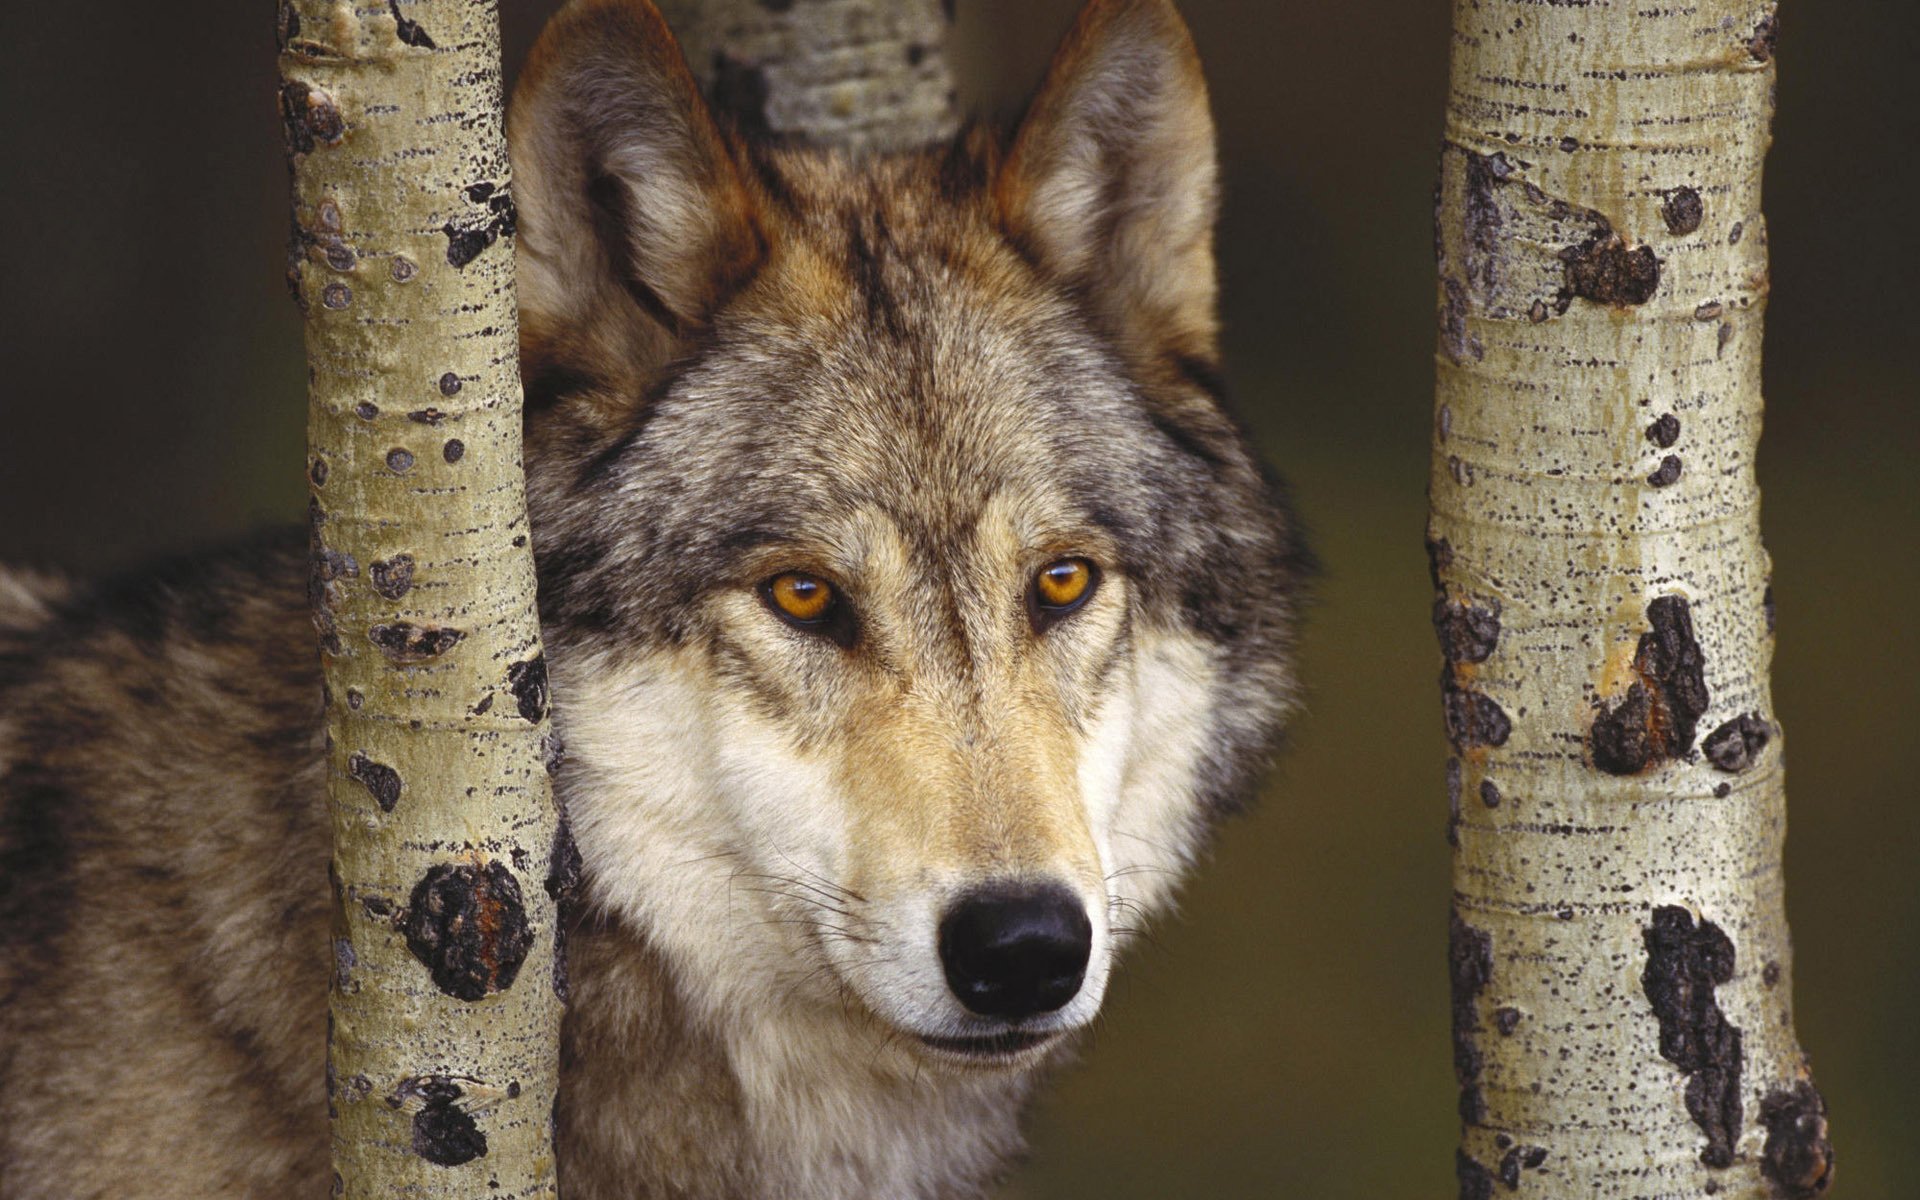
403, 861, 534, 1001
1590, 596, 1710, 774
1561, 232, 1661, 307
388, 0, 436, 48
308, 530, 357, 656
368, 555, 415, 601
280, 81, 344, 155
1643, 906, 1743, 1168
1663, 187, 1704, 235
347, 752, 402, 813
1497, 1145, 1548, 1189
507, 654, 550, 722
1457, 1149, 1495, 1200
547, 815, 580, 1003
1648, 454, 1683, 487
1760, 1082, 1832, 1196
1749, 12, 1779, 63
545, 817, 581, 904
369, 621, 464, 663
1434, 598, 1502, 664
410, 1077, 487, 1166
442, 189, 516, 269
1427, 536, 1455, 590
1444, 672, 1513, 754
1704, 713, 1771, 772
1450, 911, 1494, 1125
1442, 276, 1483, 365
333, 937, 357, 989
1447, 758, 1464, 848
1647, 413, 1681, 448
1463, 152, 1513, 297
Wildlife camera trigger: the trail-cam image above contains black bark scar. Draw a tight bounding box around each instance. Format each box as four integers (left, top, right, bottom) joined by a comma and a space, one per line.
1642, 906, 1743, 1168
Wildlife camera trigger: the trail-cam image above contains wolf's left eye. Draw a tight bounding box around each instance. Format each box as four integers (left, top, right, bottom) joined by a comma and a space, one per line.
1030, 558, 1099, 631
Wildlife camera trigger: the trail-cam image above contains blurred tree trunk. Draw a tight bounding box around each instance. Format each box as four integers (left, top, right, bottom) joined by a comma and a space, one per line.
1430, 3, 1832, 1198
280, 1, 564, 1195
658, 0, 958, 151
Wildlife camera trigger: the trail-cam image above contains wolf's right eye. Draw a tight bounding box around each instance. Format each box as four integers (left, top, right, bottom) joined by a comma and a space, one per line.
759, 572, 856, 647
766, 573, 833, 621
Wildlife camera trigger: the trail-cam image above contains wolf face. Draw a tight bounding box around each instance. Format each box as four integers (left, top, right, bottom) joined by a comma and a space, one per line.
510, 0, 1305, 1085
0, 2, 1305, 1197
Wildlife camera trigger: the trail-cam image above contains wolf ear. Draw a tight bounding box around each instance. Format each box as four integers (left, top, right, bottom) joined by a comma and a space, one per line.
996, 0, 1219, 362
509, 0, 763, 395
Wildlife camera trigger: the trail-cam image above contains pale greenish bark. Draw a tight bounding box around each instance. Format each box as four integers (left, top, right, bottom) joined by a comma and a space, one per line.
1431, 3, 1831, 1198
658, 0, 957, 151
281, 1, 562, 1195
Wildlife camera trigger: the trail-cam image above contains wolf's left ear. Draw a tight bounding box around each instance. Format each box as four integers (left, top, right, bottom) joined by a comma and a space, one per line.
996, 0, 1219, 363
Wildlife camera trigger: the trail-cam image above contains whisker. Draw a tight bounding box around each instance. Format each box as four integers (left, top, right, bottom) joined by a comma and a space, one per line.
774, 849, 867, 904
731, 872, 860, 912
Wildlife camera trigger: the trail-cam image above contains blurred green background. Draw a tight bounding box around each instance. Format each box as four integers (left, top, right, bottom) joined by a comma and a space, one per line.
1, 1, 1913, 1196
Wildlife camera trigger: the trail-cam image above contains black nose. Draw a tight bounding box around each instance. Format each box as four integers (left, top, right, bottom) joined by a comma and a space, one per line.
938, 884, 1091, 1019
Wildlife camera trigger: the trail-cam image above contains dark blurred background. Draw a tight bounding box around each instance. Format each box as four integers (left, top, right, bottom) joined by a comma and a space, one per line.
2, 1, 1914, 1195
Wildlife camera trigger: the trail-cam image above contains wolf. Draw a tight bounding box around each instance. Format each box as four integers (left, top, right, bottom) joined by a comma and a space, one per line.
0, 0, 1305, 1195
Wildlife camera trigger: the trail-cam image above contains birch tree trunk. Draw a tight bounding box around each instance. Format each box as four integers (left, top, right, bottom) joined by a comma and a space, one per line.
657, 0, 957, 151
1430, 4, 1833, 1198
281, 1, 564, 1195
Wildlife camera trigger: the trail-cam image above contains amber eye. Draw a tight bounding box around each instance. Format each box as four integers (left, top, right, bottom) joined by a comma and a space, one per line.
1031, 558, 1098, 630
767, 573, 834, 622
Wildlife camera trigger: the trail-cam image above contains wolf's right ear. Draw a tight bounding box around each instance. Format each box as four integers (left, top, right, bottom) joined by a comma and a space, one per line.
509, 0, 763, 397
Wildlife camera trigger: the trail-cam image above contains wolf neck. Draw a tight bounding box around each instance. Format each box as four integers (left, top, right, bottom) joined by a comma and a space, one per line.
560, 918, 1036, 1200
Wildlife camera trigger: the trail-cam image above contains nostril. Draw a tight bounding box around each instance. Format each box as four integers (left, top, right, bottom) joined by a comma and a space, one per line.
938, 883, 1092, 1019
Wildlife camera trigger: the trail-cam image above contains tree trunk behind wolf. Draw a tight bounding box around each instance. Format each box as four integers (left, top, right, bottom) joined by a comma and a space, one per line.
1430, 3, 1832, 1197
658, 0, 958, 151
280, 1, 564, 1195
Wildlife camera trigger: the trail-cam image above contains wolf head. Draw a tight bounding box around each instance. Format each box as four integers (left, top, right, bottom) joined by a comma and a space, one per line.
508, 0, 1304, 1073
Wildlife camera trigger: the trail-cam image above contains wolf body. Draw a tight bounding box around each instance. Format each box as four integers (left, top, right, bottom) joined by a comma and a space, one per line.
0, 1, 1305, 1196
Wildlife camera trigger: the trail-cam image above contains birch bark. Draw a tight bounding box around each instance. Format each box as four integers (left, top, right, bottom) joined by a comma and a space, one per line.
1430, 3, 1832, 1197
280, 1, 564, 1195
657, 0, 957, 151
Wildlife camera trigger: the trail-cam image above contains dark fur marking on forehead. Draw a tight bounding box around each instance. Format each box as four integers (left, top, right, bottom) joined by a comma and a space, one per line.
744, 145, 800, 217
934, 132, 988, 205
846, 206, 906, 342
